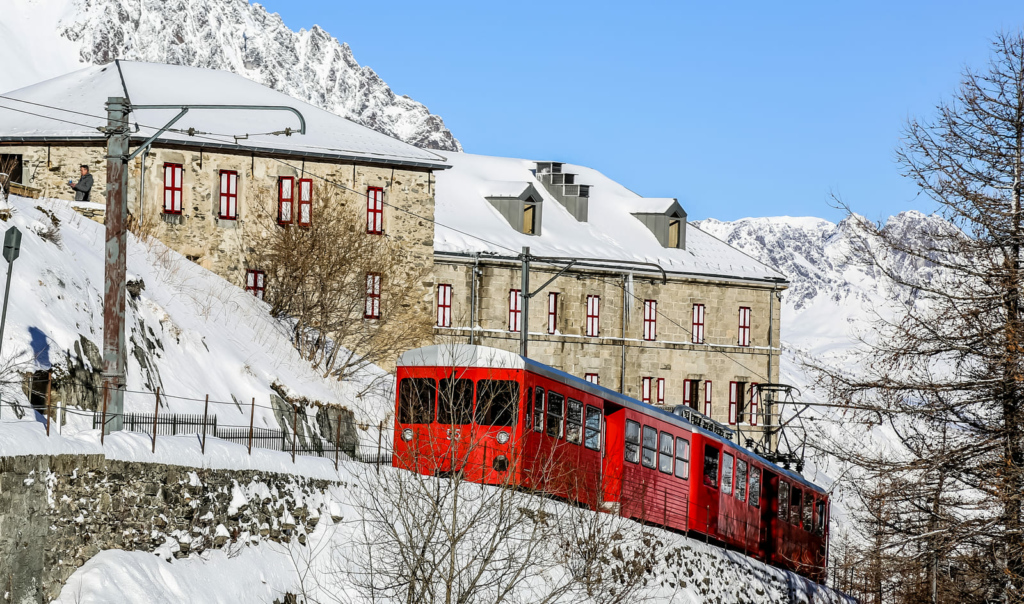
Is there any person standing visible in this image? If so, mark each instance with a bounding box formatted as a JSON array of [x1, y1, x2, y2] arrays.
[[68, 165, 93, 201]]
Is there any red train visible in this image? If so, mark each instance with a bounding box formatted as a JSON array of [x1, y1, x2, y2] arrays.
[[392, 344, 829, 582]]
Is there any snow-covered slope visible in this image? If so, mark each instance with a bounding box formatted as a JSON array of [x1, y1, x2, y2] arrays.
[[0, 0, 461, 151]]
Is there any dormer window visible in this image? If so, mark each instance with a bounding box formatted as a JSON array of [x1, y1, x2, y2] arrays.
[[524, 203, 537, 235], [632, 199, 688, 250], [485, 182, 544, 236], [669, 219, 681, 248]]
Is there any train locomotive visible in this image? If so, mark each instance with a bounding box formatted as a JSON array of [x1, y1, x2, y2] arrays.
[[392, 344, 829, 582]]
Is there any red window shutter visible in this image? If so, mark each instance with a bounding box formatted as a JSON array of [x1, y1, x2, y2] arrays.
[[297, 178, 312, 227], [586, 295, 600, 337], [365, 273, 381, 319], [366, 187, 384, 234], [218, 170, 238, 219], [436, 284, 452, 327], [641, 377, 652, 403], [728, 381, 738, 425], [692, 304, 705, 344], [704, 381, 713, 416], [643, 299, 657, 341], [657, 378, 665, 405], [547, 292, 558, 334], [750, 383, 759, 426], [738, 306, 751, 346], [509, 289, 522, 332], [683, 380, 692, 407], [163, 163, 183, 214], [278, 177, 294, 225]]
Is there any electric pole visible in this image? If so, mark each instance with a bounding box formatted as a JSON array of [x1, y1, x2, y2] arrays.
[[520, 246, 530, 357]]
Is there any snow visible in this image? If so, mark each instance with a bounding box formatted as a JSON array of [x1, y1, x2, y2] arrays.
[[398, 344, 525, 370], [0, 61, 448, 168], [433, 152, 786, 283]]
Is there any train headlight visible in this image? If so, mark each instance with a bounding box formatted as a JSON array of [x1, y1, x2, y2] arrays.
[[495, 431, 510, 445], [401, 428, 413, 442]]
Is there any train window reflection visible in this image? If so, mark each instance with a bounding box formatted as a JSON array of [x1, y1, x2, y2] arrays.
[[736, 460, 747, 501], [722, 453, 734, 494], [674, 437, 690, 480], [658, 432, 673, 474], [749, 468, 761, 507], [437, 377, 473, 425], [547, 392, 565, 438], [641, 426, 657, 469], [584, 406, 601, 451], [533, 387, 545, 433], [398, 378, 436, 425], [566, 399, 583, 444], [475, 380, 519, 427], [624, 420, 640, 463]]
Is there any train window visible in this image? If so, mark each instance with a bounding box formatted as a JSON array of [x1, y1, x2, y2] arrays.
[[584, 406, 602, 450], [641, 426, 658, 469], [658, 432, 674, 474], [533, 387, 545, 433], [547, 392, 565, 438], [748, 468, 761, 507], [398, 378, 436, 424], [790, 487, 803, 527], [778, 481, 790, 520], [815, 500, 826, 535], [722, 453, 734, 494], [803, 494, 814, 531], [703, 445, 720, 488], [525, 387, 533, 430], [624, 420, 641, 463], [475, 380, 519, 427], [566, 399, 583, 444], [736, 460, 748, 502], [437, 377, 473, 425], [674, 437, 690, 479]]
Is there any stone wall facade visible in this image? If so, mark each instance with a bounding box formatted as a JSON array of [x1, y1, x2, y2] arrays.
[[0, 454, 345, 604], [434, 257, 784, 445]]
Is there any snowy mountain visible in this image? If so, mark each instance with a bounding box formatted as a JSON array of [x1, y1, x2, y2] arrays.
[[0, 0, 461, 151]]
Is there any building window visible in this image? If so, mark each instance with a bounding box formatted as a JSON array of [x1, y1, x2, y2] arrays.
[[641, 376, 652, 403], [367, 186, 383, 234], [683, 379, 700, 410], [509, 289, 522, 332], [728, 381, 747, 425], [585, 295, 600, 337], [523, 203, 537, 235], [436, 284, 452, 327], [643, 299, 657, 341], [218, 170, 237, 220], [584, 373, 599, 385], [656, 377, 665, 406], [297, 178, 312, 227], [547, 292, 559, 334], [692, 303, 705, 344], [738, 306, 751, 346], [245, 269, 265, 300], [668, 219, 681, 248], [365, 273, 381, 319], [278, 176, 294, 225], [750, 383, 759, 426], [163, 163, 183, 214], [704, 381, 713, 416]]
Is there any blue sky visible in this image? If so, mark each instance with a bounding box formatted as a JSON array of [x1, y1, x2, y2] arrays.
[[259, 0, 1024, 222]]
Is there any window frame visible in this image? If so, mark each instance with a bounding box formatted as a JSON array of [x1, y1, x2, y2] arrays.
[[641, 425, 658, 469], [642, 299, 657, 341], [778, 481, 790, 520], [364, 273, 381, 319], [397, 377, 437, 425], [218, 169, 238, 220], [658, 431, 674, 474], [749, 466, 761, 507], [297, 177, 312, 227], [692, 303, 705, 344], [674, 437, 690, 480], [509, 289, 522, 332], [245, 269, 265, 300], [584, 405, 601, 451], [641, 377, 652, 404], [738, 306, 751, 346], [547, 292, 558, 334], [437, 376, 473, 425], [584, 373, 599, 385], [704, 381, 713, 416], [277, 176, 294, 225], [532, 387, 545, 433], [163, 163, 183, 215], [585, 295, 600, 337], [736, 459, 748, 502], [722, 452, 735, 495], [656, 378, 665, 406], [728, 381, 739, 425], [546, 391, 565, 439], [436, 284, 452, 328], [624, 419, 641, 464], [703, 444, 720, 488], [566, 398, 584, 444], [366, 186, 384, 234]]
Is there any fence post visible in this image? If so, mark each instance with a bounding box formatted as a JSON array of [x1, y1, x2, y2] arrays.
[[291, 405, 298, 464], [334, 416, 341, 471], [172, 412, 177, 436], [100, 387, 109, 445], [247, 397, 255, 455], [45, 370, 52, 437], [201, 394, 209, 455], [376, 421, 383, 474], [152, 387, 160, 453]]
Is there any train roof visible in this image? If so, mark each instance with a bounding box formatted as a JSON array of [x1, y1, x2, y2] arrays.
[[397, 345, 827, 495]]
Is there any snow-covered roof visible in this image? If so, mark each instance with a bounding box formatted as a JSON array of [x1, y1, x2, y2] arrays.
[[399, 345, 525, 370], [0, 61, 448, 169], [433, 152, 787, 283]]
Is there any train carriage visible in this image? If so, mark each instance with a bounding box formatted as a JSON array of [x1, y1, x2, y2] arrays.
[[392, 344, 829, 582]]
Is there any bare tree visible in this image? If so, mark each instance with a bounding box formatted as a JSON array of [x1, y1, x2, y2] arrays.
[[246, 183, 433, 381], [811, 32, 1024, 603]]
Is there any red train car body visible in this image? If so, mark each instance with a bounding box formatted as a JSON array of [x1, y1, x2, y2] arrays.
[[392, 345, 830, 582]]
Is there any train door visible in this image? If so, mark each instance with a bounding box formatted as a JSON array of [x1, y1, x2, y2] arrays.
[[601, 404, 626, 512], [760, 470, 778, 561]]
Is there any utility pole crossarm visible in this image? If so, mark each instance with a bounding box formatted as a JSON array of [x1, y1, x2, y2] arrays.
[[131, 104, 307, 134]]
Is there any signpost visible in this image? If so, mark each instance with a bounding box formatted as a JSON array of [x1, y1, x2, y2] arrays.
[[0, 225, 21, 358]]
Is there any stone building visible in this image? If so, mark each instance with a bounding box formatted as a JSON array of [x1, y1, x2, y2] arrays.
[[0, 61, 448, 360], [430, 152, 788, 447]]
